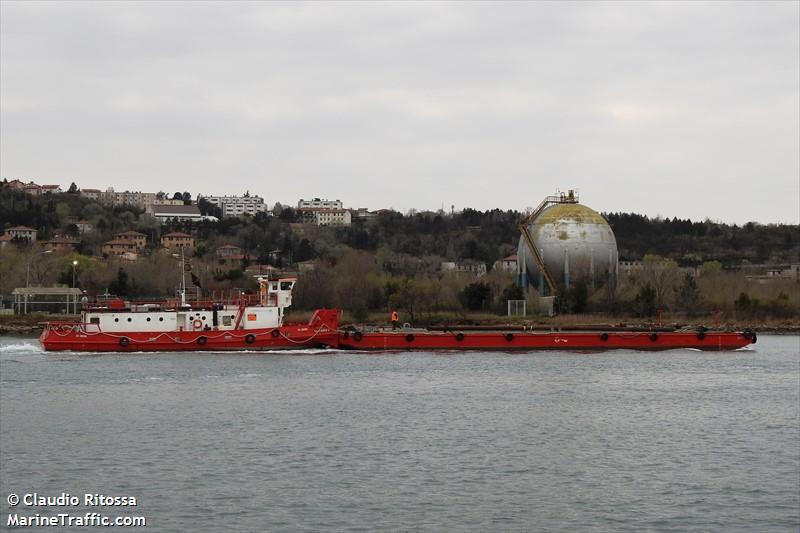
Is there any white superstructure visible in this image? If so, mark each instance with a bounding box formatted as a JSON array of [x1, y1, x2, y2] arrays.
[[81, 277, 296, 333]]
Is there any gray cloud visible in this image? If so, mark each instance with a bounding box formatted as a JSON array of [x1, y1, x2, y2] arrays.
[[1, 1, 797, 223]]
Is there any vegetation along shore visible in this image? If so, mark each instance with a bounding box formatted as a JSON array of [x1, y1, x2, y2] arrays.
[[1, 184, 798, 328]]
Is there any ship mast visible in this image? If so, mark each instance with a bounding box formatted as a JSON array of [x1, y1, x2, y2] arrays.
[[173, 248, 187, 307]]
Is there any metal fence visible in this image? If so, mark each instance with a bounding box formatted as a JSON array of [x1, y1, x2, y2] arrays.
[[11, 288, 83, 315]]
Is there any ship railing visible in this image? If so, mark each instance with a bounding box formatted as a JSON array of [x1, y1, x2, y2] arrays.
[[83, 294, 263, 312], [41, 320, 102, 335]]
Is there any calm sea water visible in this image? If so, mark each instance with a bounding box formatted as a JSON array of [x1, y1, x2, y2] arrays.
[[1, 336, 798, 532]]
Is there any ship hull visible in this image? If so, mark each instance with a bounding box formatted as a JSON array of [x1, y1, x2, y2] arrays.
[[337, 330, 756, 351], [40, 320, 340, 352]]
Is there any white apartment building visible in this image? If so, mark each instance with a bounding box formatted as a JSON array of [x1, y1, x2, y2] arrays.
[[82, 188, 159, 209], [298, 198, 343, 210], [201, 195, 267, 218], [314, 209, 351, 226], [297, 208, 352, 227], [80, 189, 102, 201]]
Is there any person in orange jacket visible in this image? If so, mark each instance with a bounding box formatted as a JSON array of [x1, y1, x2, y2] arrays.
[[390, 310, 399, 330]]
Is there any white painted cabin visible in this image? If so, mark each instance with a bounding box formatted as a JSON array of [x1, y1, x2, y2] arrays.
[[81, 278, 296, 333]]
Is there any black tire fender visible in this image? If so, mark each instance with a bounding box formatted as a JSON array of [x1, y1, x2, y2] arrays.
[[649, 333, 658, 342], [271, 329, 280, 338], [245, 334, 256, 344], [353, 331, 363, 341], [600, 333, 609, 341], [197, 336, 207, 346], [455, 332, 465, 341], [119, 337, 129, 348], [405, 334, 415, 342], [505, 333, 514, 342]]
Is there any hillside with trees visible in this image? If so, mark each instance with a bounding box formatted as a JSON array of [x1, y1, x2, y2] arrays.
[[1, 184, 798, 322]]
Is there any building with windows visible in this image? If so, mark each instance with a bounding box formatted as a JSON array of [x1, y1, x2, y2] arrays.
[[493, 254, 518, 273], [113, 231, 147, 250], [42, 236, 80, 252], [151, 205, 205, 223], [80, 188, 102, 201], [23, 183, 42, 196], [3, 226, 37, 242], [161, 232, 194, 250], [297, 208, 352, 227], [76, 220, 93, 234], [298, 198, 343, 210], [6, 179, 27, 191], [215, 244, 246, 267], [441, 261, 487, 276], [150, 198, 185, 208], [200, 195, 267, 218], [354, 208, 378, 220], [102, 239, 139, 257]]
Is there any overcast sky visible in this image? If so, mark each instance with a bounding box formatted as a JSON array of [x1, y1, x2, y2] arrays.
[[1, 1, 798, 224]]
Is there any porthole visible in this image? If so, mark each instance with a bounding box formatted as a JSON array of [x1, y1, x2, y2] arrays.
[[127, 318, 132, 322], [159, 317, 164, 322], [146, 317, 151, 322], [114, 318, 119, 322], [202, 316, 206, 321]]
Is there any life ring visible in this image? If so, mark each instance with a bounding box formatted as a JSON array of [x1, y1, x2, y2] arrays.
[[245, 334, 255, 344], [403, 322, 411, 329], [649, 333, 658, 342], [270, 329, 280, 338], [353, 331, 363, 341], [192, 319, 203, 330], [405, 334, 415, 342], [600, 333, 609, 341], [505, 333, 514, 342], [455, 332, 465, 341], [697, 331, 706, 340], [119, 337, 129, 347], [197, 336, 207, 346]]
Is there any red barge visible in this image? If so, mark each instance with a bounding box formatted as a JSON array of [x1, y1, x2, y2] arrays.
[[336, 327, 756, 351]]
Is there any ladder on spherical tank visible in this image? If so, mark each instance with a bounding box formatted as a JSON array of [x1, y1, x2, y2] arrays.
[[517, 189, 579, 295]]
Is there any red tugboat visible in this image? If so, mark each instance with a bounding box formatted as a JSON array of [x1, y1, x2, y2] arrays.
[[40, 277, 340, 352], [336, 326, 756, 351]]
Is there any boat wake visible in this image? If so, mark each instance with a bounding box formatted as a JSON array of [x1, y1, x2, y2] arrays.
[[0, 342, 44, 354]]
